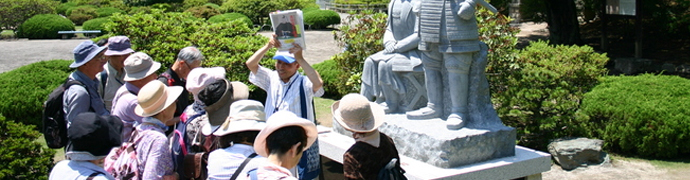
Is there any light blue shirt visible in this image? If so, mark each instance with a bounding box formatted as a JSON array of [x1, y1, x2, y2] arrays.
[[207, 144, 267, 180], [49, 160, 115, 180], [63, 70, 109, 128]]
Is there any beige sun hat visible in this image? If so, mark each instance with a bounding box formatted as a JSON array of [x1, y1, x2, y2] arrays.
[[212, 100, 267, 136], [201, 80, 250, 136], [331, 93, 385, 133], [123, 52, 161, 81], [253, 111, 317, 157], [134, 80, 184, 117]]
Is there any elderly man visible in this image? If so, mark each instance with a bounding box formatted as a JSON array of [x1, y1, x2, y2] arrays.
[[64, 41, 110, 128], [361, 0, 421, 113], [159, 46, 204, 120], [111, 52, 162, 141], [98, 36, 134, 110]]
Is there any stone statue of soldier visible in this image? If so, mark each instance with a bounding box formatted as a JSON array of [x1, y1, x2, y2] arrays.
[[407, 0, 497, 129], [360, 0, 422, 113]]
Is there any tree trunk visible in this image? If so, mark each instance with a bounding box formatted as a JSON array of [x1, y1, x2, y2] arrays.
[[544, 0, 581, 45]]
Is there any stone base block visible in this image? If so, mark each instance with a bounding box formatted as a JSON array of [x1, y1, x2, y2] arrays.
[[333, 114, 517, 168]]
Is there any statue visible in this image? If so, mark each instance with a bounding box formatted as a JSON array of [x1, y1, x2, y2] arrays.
[[406, 0, 497, 129], [360, 0, 422, 113]]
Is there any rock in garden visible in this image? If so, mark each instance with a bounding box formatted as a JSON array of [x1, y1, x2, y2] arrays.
[[548, 137, 608, 170]]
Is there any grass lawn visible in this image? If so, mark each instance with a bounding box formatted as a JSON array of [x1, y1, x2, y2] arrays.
[[315, 97, 337, 127], [35, 135, 66, 163]]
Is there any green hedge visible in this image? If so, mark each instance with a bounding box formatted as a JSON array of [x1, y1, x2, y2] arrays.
[[312, 59, 341, 99], [208, 13, 252, 28], [100, 10, 273, 94], [303, 9, 340, 29], [57, 2, 78, 15], [220, 0, 304, 24], [82, 17, 112, 35], [576, 74, 690, 158], [493, 40, 609, 150], [68, 6, 97, 25], [0, 60, 73, 127], [18, 14, 75, 39], [96, 7, 125, 17], [0, 115, 55, 180], [185, 5, 221, 19]]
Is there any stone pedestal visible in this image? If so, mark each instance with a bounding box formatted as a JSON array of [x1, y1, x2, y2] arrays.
[[333, 115, 516, 168]]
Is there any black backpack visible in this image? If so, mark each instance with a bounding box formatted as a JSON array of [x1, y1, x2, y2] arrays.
[[378, 158, 407, 180], [42, 80, 85, 149]]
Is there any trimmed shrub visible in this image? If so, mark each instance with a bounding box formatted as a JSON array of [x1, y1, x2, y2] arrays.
[[0, 115, 56, 179], [123, 0, 183, 6], [0, 0, 57, 31], [101, 10, 272, 93], [57, 2, 78, 15], [301, 7, 320, 13], [66, 5, 95, 16], [185, 5, 221, 19], [312, 59, 342, 99], [204, 3, 220, 9], [576, 74, 690, 158], [151, 3, 174, 12], [96, 7, 125, 17], [17, 14, 75, 39], [492, 40, 609, 150], [208, 13, 252, 27], [68, 6, 98, 25], [128, 6, 153, 14], [303, 9, 340, 29], [220, 0, 303, 24], [82, 17, 112, 34], [0, 60, 73, 127]]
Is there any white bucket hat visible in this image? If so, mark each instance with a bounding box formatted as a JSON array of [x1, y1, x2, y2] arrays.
[[123, 52, 161, 81], [253, 111, 317, 157], [331, 93, 385, 133], [212, 100, 267, 136], [135, 81, 184, 117]]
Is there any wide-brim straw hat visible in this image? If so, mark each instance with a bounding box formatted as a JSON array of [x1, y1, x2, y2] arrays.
[[212, 100, 267, 136], [134, 80, 183, 117], [201, 80, 250, 135], [253, 111, 317, 157], [331, 93, 385, 133]]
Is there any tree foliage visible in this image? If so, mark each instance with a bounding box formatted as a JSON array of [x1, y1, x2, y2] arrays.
[[0, 115, 55, 180], [220, 0, 303, 25], [123, 0, 183, 7], [0, 0, 57, 31]]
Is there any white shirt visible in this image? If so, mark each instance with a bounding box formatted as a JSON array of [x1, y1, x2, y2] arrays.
[[49, 160, 115, 180], [207, 144, 267, 180], [249, 66, 324, 121], [97, 63, 125, 110]]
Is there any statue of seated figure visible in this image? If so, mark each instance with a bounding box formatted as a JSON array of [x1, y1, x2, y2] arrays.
[[361, 0, 422, 113]]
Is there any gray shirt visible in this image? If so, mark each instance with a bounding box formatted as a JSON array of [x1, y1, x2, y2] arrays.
[[63, 70, 109, 128]]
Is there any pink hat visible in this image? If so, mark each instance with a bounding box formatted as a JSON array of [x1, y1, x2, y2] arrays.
[[185, 67, 226, 99]]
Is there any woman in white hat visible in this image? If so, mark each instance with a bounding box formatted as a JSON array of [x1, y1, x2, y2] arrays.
[[331, 93, 401, 180], [132, 80, 184, 179], [252, 111, 317, 180], [206, 100, 267, 179]]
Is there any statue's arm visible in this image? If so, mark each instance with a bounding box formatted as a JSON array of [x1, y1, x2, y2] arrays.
[[393, 8, 421, 53], [383, 12, 396, 53], [457, 0, 477, 20]]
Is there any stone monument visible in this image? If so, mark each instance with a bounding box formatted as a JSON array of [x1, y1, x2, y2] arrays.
[[335, 0, 519, 169]]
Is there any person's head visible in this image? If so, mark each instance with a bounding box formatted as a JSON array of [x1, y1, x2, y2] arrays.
[[331, 93, 385, 139], [123, 52, 161, 88], [200, 79, 250, 136], [71, 40, 108, 78], [254, 111, 317, 169], [185, 67, 226, 102], [104, 36, 134, 71], [272, 51, 300, 83], [66, 112, 122, 166], [174, 46, 204, 79], [214, 100, 266, 148], [135, 80, 183, 125]]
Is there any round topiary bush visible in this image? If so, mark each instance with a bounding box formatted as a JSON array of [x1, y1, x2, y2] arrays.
[[208, 13, 252, 27], [57, 2, 78, 15], [576, 74, 690, 158], [0, 115, 56, 179], [185, 5, 221, 19], [68, 6, 98, 25], [304, 9, 340, 29], [0, 60, 73, 127], [302, 7, 320, 13], [312, 59, 342, 99], [18, 14, 75, 39], [82, 17, 112, 35], [96, 7, 125, 17]]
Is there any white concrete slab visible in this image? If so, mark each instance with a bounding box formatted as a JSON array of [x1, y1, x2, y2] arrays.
[[317, 125, 552, 180]]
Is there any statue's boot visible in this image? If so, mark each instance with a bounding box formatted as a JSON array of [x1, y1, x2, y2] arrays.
[[446, 57, 471, 130], [407, 69, 442, 119]]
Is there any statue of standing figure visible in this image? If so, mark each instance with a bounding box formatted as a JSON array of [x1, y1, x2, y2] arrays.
[[407, 0, 497, 129], [360, 0, 422, 113]]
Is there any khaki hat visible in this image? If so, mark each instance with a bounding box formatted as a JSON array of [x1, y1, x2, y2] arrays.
[[201, 80, 250, 135], [123, 52, 161, 81], [253, 111, 317, 157], [331, 93, 385, 133], [135, 81, 184, 117], [212, 100, 266, 136]]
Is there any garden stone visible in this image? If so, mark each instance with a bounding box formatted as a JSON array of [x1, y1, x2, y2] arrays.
[[614, 58, 651, 75], [548, 137, 608, 170], [662, 63, 676, 73]]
